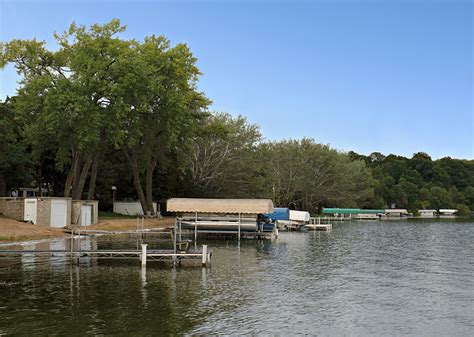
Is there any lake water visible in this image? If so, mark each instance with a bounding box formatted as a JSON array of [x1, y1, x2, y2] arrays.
[[1, 218, 473, 336]]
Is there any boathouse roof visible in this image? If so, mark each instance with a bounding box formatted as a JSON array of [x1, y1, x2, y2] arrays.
[[322, 208, 384, 214], [167, 198, 274, 214]]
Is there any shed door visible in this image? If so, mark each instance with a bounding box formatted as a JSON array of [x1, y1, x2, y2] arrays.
[[81, 205, 92, 226], [51, 200, 67, 228], [24, 199, 37, 224]]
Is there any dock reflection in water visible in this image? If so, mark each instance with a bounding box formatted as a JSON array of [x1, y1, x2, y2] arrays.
[[1, 219, 473, 335]]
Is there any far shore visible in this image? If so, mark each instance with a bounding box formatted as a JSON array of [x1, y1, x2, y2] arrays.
[[0, 215, 175, 243]]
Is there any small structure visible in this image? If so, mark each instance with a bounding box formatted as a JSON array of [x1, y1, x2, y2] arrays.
[[289, 210, 310, 222], [265, 208, 310, 231], [322, 208, 384, 220], [305, 217, 332, 231], [0, 197, 25, 220], [438, 209, 458, 216], [354, 213, 379, 220], [15, 187, 49, 198], [24, 197, 72, 228], [71, 200, 99, 226], [418, 209, 437, 217], [384, 209, 409, 217], [113, 201, 157, 216], [167, 198, 277, 240]]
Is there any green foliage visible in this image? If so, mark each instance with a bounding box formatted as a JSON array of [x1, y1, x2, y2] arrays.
[[1, 20, 472, 216], [257, 139, 374, 213], [185, 112, 262, 197], [0, 100, 33, 195], [350, 152, 474, 213]]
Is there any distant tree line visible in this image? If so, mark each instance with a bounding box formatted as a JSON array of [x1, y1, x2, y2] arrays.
[[1, 20, 472, 215], [348, 152, 474, 215]]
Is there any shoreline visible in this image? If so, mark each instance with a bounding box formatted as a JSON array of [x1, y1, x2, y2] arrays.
[[0, 216, 175, 244]]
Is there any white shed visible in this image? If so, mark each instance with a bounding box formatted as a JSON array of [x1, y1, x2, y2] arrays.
[[71, 200, 99, 226], [24, 197, 72, 228]]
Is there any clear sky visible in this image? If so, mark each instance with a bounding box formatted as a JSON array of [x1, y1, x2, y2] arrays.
[[1, 0, 472, 159]]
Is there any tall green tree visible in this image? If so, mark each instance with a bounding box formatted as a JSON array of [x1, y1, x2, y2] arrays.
[[1, 20, 130, 199], [186, 112, 262, 197], [115, 35, 210, 214], [259, 139, 373, 213], [0, 99, 32, 196], [1, 20, 209, 214]]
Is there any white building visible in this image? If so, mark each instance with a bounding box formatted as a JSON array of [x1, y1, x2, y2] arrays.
[[384, 209, 409, 217], [418, 209, 437, 217], [438, 209, 458, 216]]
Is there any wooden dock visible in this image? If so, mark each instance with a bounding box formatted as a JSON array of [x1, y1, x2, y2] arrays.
[[0, 244, 212, 267]]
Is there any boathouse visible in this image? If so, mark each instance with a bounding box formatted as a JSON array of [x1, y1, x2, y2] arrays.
[[438, 209, 457, 216], [384, 209, 408, 217], [322, 208, 384, 219], [167, 198, 276, 239], [418, 209, 437, 217]]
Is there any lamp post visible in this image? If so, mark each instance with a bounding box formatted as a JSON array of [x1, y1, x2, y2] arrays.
[[111, 186, 117, 212]]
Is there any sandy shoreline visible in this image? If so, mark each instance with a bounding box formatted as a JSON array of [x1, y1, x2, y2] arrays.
[[0, 216, 175, 243]]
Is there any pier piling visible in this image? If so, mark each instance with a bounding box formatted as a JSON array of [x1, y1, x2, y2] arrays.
[[141, 244, 148, 266]]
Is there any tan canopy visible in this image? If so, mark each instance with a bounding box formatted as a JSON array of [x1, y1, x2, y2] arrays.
[[167, 198, 274, 214]]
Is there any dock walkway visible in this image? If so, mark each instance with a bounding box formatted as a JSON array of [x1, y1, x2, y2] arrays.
[[0, 244, 211, 266]]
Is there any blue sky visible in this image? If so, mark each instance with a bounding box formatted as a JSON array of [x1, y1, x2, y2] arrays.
[[1, 0, 472, 159]]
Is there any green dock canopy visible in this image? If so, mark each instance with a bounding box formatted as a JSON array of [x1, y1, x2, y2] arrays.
[[323, 208, 384, 214]]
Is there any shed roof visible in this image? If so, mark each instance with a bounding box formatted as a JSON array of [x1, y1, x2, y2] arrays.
[[167, 198, 274, 214]]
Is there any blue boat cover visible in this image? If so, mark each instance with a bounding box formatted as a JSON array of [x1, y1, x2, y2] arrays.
[[264, 207, 289, 221]]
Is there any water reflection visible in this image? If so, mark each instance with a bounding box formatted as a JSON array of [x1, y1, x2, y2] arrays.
[[1, 219, 473, 335]]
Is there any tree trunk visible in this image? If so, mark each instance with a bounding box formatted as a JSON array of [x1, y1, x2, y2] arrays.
[[72, 157, 93, 200], [124, 150, 147, 214], [145, 161, 157, 215], [64, 153, 80, 197], [72, 155, 82, 196], [0, 174, 6, 197], [87, 155, 100, 200], [87, 130, 104, 200]]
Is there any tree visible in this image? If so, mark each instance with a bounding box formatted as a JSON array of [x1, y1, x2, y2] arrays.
[[0, 99, 32, 195], [1, 20, 130, 199], [258, 139, 373, 213], [186, 112, 262, 197], [116, 35, 210, 214], [1, 20, 210, 214]]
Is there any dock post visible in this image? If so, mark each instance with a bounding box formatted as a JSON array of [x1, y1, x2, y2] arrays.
[[194, 212, 198, 242], [141, 244, 148, 266], [202, 245, 208, 267], [238, 213, 241, 241]]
